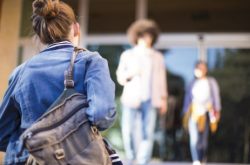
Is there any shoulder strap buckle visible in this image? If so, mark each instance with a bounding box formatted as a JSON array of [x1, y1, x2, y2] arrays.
[[64, 47, 86, 89]]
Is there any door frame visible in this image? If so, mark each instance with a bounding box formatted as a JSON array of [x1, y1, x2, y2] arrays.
[[85, 33, 250, 60]]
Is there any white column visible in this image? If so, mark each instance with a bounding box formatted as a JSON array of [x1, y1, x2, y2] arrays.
[[78, 0, 89, 48], [136, 0, 148, 20], [198, 35, 207, 61]]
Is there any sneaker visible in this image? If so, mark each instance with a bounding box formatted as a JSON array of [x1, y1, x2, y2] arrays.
[[193, 160, 201, 165]]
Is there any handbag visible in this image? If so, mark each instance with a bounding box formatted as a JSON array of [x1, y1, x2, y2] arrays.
[[121, 76, 142, 108], [19, 47, 116, 165]]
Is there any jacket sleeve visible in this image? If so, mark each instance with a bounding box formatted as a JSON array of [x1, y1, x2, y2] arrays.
[[0, 72, 21, 151], [210, 78, 221, 111], [116, 51, 132, 86], [182, 82, 193, 116], [84, 54, 116, 131], [159, 54, 167, 99]]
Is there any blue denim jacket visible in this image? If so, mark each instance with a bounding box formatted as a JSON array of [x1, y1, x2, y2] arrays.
[[0, 41, 116, 164]]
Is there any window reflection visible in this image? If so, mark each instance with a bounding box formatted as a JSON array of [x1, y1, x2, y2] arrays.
[[207, 48, 250, 162], [163, 48, 198, 86]]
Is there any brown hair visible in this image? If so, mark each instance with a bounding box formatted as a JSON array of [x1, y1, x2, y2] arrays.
[[127, 19, 160, 46], [195, 60, 208, 68], [31, 0, 76, 44]]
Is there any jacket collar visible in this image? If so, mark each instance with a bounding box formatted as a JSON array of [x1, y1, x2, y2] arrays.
[[42, 41, 74, 53]]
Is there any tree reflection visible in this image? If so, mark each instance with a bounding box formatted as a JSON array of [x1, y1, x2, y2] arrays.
[[208, 49, 250, 163]]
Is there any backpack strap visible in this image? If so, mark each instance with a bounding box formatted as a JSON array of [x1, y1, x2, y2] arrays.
[[64, 47, 86, 89]]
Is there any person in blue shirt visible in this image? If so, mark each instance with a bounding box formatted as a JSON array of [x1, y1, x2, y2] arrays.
[[0, 0, 116, 164]]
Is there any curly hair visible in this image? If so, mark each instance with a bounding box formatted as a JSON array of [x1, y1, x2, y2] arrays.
[[127, 19, 160, 46]]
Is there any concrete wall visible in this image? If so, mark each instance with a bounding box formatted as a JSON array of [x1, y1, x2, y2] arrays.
[[0, 0, 22, 162], [0, 0, 3, 22], [0, 0, 22, 99]]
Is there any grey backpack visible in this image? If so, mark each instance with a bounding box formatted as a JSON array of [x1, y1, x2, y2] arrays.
[[19, 48, 112, 165]]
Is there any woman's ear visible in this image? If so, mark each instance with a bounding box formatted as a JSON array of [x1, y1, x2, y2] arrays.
[[73, 22, 80, 37]]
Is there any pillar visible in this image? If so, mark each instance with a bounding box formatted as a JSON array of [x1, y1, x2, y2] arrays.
[[78, 0, 89, 48], [136, 0, 148, 20], [0, 0, 22, 99]]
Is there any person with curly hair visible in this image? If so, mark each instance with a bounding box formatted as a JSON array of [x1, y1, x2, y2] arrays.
[[116, 19, 167, 165]]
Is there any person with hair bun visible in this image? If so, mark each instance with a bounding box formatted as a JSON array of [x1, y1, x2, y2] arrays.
[[0, 0, 116, 164], [116, 19, 167, 165]]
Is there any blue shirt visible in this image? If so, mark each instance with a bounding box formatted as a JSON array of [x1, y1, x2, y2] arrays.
[[0, 41, 116, 164]]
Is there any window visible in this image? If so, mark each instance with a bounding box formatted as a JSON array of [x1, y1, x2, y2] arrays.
[[88, 0, 135, 33]]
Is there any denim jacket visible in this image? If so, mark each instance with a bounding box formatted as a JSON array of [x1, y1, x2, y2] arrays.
[[0, 41, 116, 164]]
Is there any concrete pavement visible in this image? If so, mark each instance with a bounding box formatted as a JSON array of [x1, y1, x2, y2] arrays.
[[122, 160, 249, 165]]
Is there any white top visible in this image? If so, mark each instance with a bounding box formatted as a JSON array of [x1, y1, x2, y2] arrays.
[[134, 46, 152, 101], [192, 78, 211, 115], [116, 46, 167, 108]]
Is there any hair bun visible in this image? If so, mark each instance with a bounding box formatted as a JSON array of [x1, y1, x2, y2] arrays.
[[33, 0, 59, 19]]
